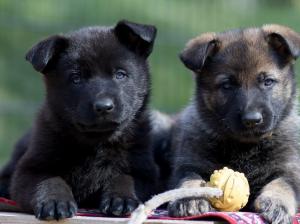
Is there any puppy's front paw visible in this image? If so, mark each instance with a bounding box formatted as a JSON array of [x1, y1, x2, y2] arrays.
[[34, 199, 77, 220], [254, 196, 292, 224], [99, 194, 139, 216], [168, 198, 215, 217]]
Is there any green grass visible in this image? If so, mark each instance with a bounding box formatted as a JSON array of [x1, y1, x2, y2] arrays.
[[0, 0, 299, 165]]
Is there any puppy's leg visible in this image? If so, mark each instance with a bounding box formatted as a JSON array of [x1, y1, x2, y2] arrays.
[[0, 163, 15, 198], [99, 174, 139, 216], [168, 175, 215, 217], [11, 173, 77, 220], [0, 132, 29, 198], [254, 178, 296, 224]]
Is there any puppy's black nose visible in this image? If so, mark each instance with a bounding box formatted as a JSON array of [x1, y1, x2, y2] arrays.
[[242, 111, 263, 128], [94, 98, 114, 114]]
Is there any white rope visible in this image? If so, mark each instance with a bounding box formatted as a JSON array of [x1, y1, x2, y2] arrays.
[[128, 187, 223, 224]]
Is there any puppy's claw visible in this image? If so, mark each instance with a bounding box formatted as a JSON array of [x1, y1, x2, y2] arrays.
[[56, 201, 71, 219], [99, 196, 111, 214], [124, 198, 139, 215], [39, 200, 56, 220], [99, 195, 139, 216], [34, 200, 77, 220], [69, 201, 77, 217], [111, 197, 124, 216]]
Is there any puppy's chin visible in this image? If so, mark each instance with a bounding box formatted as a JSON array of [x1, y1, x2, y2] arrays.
[[75, 121, 119, 134], [229, 131, 273, 143]]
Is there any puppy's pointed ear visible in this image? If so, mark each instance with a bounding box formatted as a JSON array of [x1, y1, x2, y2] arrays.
[[25, 35, 68, 73], [180, 32, 220, 72], [262, 24, 300, 63], [114, 20, 157, 58]]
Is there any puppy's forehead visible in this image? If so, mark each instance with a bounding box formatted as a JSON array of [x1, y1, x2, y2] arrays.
[[218, 28, 263, 45], [213, 28, 278, 75], [66, 26, 131, 61]]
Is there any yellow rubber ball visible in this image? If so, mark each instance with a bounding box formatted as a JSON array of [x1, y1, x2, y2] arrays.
[[208, 167, 250, 212]]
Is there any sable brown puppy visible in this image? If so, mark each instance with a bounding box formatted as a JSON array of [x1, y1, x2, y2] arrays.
[[168, 25, 300, 224], [0, 20, 160, 220]]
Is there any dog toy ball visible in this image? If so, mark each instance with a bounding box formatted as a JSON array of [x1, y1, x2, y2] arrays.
[[208, 167, 250, 211]]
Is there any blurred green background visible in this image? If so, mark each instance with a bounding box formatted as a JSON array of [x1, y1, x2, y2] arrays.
[[0, 0, 300, 165]]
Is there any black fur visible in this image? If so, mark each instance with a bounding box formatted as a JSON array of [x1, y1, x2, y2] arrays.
[[0, 20, 160, 220]]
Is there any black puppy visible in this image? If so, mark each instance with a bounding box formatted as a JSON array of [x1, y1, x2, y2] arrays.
[[0, 20, 159, 220], [168, 25, 300, 224]]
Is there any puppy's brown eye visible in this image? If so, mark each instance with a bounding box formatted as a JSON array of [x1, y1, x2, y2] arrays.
[[264, 78, 275, 87], [70, 74, 82, 84], [114, 70, 127, 80]]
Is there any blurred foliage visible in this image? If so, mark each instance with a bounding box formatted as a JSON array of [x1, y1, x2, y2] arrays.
[[0, 0, 300, 164]]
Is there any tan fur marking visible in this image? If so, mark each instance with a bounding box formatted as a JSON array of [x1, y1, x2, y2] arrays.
[[185, 32, 216, 49], [262, 24, 297, 36], [243, 28, 261, 45], [264, 65, 292, 99], [256, 178, 297, 215]]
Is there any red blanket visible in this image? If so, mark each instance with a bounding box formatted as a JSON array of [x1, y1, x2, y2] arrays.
[[1, 197, 299, 224]]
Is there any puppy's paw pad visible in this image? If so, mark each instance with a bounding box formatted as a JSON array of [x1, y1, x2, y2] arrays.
[[123, 198, 139, 215], [255, 196, 292, 224], [99, 195, 139, 216], [35, 200, 77, 220], [168, 198, 214, 217]]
